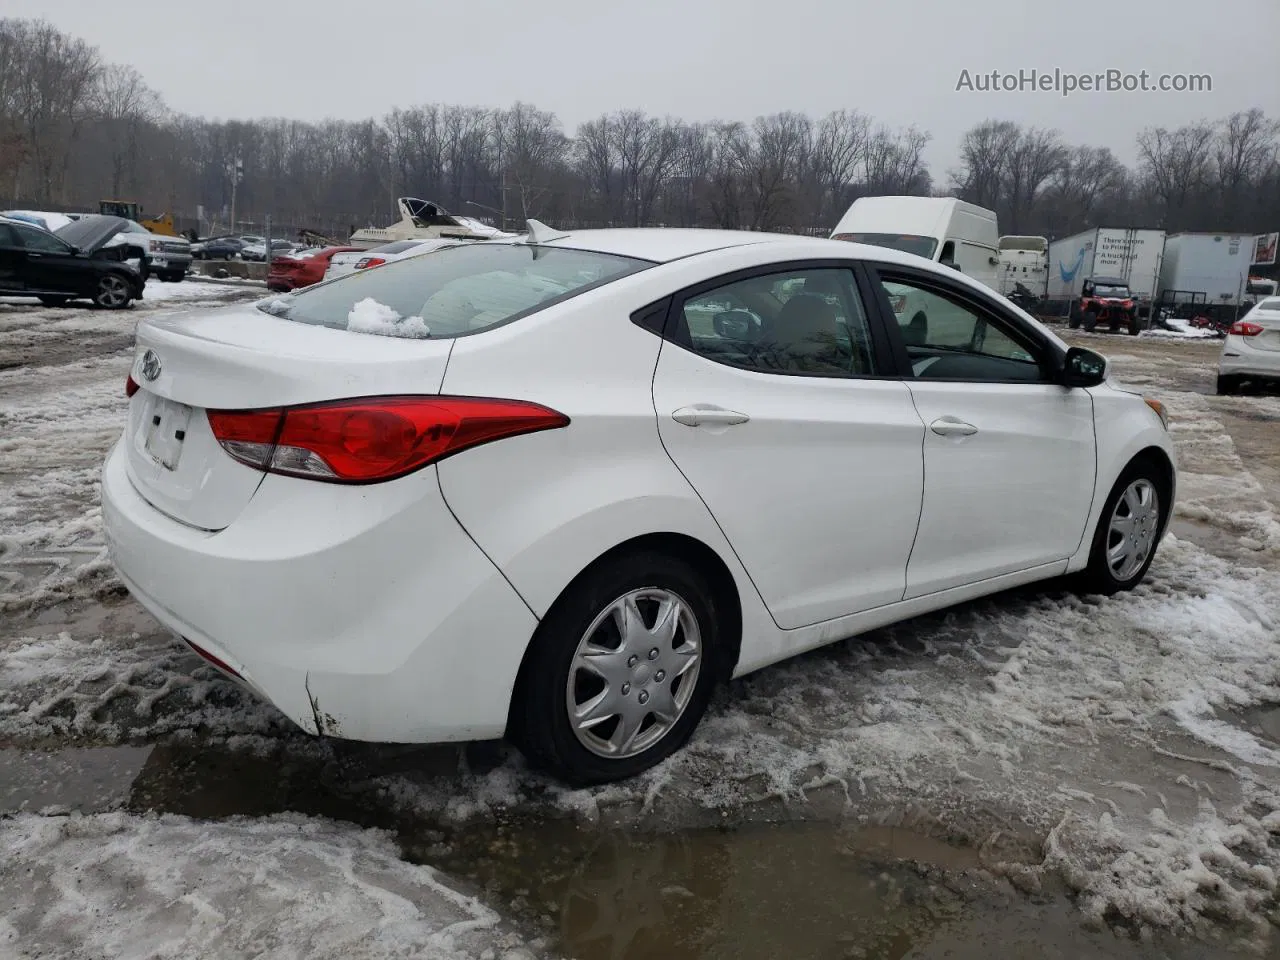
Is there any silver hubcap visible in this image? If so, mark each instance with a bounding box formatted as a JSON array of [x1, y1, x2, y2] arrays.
[[99, 277, 127, 306], [1107, 478, 1160, 581], [567, 588, 702, 759]]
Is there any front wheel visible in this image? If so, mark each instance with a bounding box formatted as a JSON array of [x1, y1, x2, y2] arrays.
[[510, 551, 724, 786], [94, 274, 133, 310], [1078, 459, 1169, 595]]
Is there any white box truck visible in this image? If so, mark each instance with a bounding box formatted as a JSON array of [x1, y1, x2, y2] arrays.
[[997, 235, 1049, 299], [1157, 233, 1256, 311], [1046, 227, 1166, 312]]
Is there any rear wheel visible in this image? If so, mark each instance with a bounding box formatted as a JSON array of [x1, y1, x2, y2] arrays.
[[1082, 309, 1098, 332], [1078, 458, 1169, 595], [510, 550, 723, 785], [94, 274, 133, 310], [1216, 374, 1241, 395], [1127, 312, 1141, 335]]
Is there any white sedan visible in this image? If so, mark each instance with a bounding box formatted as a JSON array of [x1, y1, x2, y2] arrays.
[[1218, 297, 1280, 394], [102, 226, 1177, 785], [323, 238, 462, 282]]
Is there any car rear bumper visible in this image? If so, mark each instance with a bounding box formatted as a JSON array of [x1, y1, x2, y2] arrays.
[[101, 437, 538, 743], [1220, 335, 1280, 379]]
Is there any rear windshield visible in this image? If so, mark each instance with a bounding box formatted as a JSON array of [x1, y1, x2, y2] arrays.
[[1261, 298, 1280, 311], [833, 232, 939, 259], [259, 242, 650, 339], [373, 240, 430, 254]]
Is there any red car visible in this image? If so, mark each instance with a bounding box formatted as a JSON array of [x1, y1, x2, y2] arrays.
[[267, 246, 363, 292]]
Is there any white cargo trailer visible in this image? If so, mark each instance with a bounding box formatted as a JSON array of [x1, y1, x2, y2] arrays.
[[1157, 233, 1256, 309], [1046, 227, 1166, 305], [997, 235, 1049, 298]]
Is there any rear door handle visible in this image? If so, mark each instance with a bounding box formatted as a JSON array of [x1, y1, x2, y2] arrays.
[[930, 416, 978, 437], [672, 405, 750, 427]]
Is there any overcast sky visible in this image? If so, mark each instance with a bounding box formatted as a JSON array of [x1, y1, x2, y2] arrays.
[[10, 0, 1278, 175]]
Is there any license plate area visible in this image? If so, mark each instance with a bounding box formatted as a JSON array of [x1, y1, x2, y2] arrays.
[[144, 396, 193, 471]]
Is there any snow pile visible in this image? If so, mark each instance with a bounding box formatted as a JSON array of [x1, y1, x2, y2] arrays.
[[347, 298, 431, 339], [0, 812, 540, 960], [139, 278, 261, 304], [1142, 317, 1220, 340]]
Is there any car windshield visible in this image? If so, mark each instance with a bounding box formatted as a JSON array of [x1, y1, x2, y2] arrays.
[[832, 232, 939, 259], [259, 242, 650, 339]]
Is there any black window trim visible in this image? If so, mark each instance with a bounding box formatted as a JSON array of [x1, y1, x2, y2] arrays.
[[630, 258, 901, 381], [864, 261, 1068, 385]]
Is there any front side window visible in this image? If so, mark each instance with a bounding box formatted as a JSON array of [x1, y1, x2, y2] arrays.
[[676, 268, 877, 376], [877, 273, 1045, 382], [260, 242, 650, 339], [14, 224, 70, 254]]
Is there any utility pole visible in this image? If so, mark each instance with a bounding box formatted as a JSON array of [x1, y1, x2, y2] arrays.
[[228, 156, 243, 236]]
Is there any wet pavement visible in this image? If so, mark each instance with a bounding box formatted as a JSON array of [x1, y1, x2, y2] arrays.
[[5, 297, 1280, 958]]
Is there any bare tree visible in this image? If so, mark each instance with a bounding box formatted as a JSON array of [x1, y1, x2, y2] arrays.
[[746, 112, 812, 230], [575, 114, 619, 223], [864, 125, 931, 196], [492, 102, 568, 222], [1213, 109, 1280, 228], [1003, 127, 1066, 232], [6, 19, 101, 202], [950, 120, 1019, 209], [811, 109, 869, 222], [94, 63, 163, 197], [1137, 120, 1217, 226]]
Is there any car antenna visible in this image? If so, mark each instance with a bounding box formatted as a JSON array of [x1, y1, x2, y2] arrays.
[[524, 219, 570, 244]]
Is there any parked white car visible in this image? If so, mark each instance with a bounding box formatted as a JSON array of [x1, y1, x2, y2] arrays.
[[323, 238, 463, 282], [1218, 297, 1280, 394], [103, 225, 1176, 785]]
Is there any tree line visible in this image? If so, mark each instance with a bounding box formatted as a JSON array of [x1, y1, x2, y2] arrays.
[[2, 16, 1277, 243]]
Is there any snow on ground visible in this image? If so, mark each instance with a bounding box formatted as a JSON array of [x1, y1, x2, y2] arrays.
[[138, 277, 265, 303], [0, 812, 541, 960], [4, 307, 1280, 946]]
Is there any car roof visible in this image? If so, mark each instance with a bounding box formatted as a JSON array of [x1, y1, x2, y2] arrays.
[[520, 227, 949, 267]]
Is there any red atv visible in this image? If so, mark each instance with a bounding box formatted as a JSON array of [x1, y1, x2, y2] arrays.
[[1069, 277, 1141, 335]]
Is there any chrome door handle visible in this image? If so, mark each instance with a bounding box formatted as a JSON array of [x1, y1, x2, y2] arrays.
[[930, 416, 978, 437], [672, 405, 750, 427]]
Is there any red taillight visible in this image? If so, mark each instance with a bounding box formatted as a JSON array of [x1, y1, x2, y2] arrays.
[[1229, 321, 1264, 337], [206, 396, 569, 483], [184, 639, 242, 679], [356, 257, 385, 269], [126, 375, 139, 397]]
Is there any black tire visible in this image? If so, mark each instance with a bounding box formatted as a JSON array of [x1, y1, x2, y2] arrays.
[[160, 271, 184, 283], [510, 550, 725, 786], [1216, 374, 1241, 396], [222, 253, 233, 261], [1082, 310, 1098, 332], [1127, 313, 1141, 336], [1078, 456, 1170, 596], [1068, 310, 1081, 330], [93, 273, 133, 310], [38, 296, 70, 307]]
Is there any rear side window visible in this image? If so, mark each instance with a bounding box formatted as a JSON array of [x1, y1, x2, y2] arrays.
[[261, 243, 650, 339]]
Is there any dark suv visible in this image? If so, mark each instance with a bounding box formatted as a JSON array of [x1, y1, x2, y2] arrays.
[[1070, 277, 1141, 335], [0, 215, 145, 309]]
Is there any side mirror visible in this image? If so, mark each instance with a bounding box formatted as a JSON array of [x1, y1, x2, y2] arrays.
[[1062, 346, 1108, 388], [713, 310, 759, 340]]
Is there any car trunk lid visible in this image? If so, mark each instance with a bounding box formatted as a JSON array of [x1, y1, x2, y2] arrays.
[[125, 303, 454, 530]]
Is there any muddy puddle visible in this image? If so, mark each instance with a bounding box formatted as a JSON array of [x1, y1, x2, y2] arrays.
[[3, 739, 1273, 959]]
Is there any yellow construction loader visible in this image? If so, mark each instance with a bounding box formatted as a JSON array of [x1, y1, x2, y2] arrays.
[[98, 200, 178, 236]]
